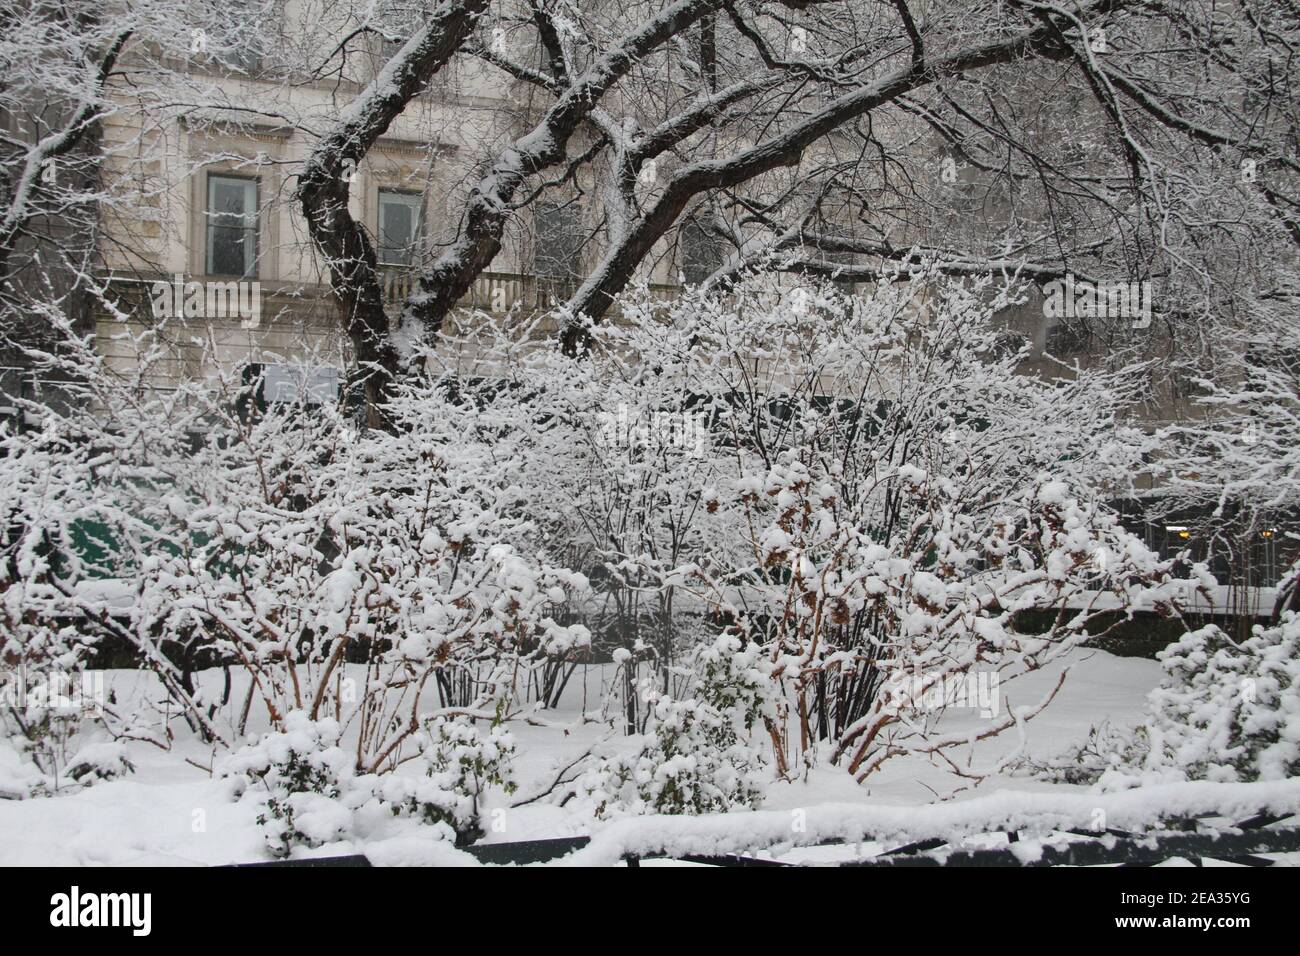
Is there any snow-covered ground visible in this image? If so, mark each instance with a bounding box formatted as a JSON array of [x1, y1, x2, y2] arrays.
[[0, 647, 1182, 866]]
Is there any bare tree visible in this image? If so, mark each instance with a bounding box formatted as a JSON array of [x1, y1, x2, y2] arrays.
[[6, 1, 1296, 422], [0, 2, 137, 362], [279, 0, 1295, 416]]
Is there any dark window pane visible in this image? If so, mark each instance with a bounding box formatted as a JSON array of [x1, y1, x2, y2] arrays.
[[534, 204, 582, 279], [211, 178, 248, 216], [382, 204, 413, 248], [378, 192, 421, 266], [206, 175, 256, 276], [682, 219, 722, 285], [209, 227, 249, 276]]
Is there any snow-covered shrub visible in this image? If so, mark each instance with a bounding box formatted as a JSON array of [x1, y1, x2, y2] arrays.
[[145, 391, 590, 768], [693, 634, 776, 730], [579, 693, 769, 818], [222, 712, 362, 858], [64, 741, 135, 785], [381, 715, 517, 844], [0, 270, 1178, 802], [227, 711, 521, 854], [689, 445, 1175, 781], [0, 414, 116, 787], [0, 593, 117, 794], [1136, 615, 1300, 784], [1008, 720, 1151, 785], [0, 720, 131, 797], [579, 635, 773, 817], [0, 734, 52, 799], [0, 329, 592, 771], [432, 273, 1173, 783], [0, 687, 86, 794], [1018, 614, 1300, 789]]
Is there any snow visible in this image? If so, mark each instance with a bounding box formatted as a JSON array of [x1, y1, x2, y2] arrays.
[[0, 647, 1206, 866], [562, 777, 1300, 867], [0, 741, 47, 802]]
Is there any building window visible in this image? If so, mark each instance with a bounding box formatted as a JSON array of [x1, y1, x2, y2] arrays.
[[373, 0, 450, 92], [534, 203, 583, 280], [681, 219, 723, 286], [213, 38, 264, 75], [263, 364, 341, 405], [206, 174, 258, 277], [238, 363, 341, 420], [211, 0, 277, 74], [1044, 314, 1090, 356], [377, 190, 423, 266]]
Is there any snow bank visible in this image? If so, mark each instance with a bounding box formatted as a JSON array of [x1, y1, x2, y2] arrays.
[[558, 779, 1300, 866]]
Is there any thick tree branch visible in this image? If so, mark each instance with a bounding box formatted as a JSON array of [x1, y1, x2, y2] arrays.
[[296, 0, 489, 422], [560, 8, 1094, 348], [400, 0, 734, 341]]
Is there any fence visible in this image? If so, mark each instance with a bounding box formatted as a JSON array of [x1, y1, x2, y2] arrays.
[[241, 780, 1300, 867], [377, 267, 679, 317], [458, 814, 1300, 867]]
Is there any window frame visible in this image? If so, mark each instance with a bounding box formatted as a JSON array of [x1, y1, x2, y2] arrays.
[[680, 218, 724, 287], [533, 202, 584, 280], [376, 189, 425, 267], [205, 173, 260, 278]]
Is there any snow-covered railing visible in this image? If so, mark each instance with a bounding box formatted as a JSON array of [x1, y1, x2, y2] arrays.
[[451, 780, 1300, 867], [378, 266, 679, 315], [1059, 583, 1278, 617]]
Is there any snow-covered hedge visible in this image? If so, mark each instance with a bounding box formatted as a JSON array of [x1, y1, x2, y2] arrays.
[[379, 715, 518, 844], [0, 272, 1192, 805], [222, 713, 361, 858], [224, 710, 519, 855]]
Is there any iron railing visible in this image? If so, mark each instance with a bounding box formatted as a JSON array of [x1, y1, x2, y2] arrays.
[[236, 808, 1300, 868]]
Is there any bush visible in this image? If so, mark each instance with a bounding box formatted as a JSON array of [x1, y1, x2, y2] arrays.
[[578, 635, 773, 817], [1137, 615, 1300, 784], [1019, 614, 1300, 789], [225, 710, 522, 856], [1008, 720, 1150, 786], [380, 715, 518, 845], [0, 734, 51, 799], [0, 273, 1175, 801], [64, 741, 135, 785], [222, 712, 361, 858]]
